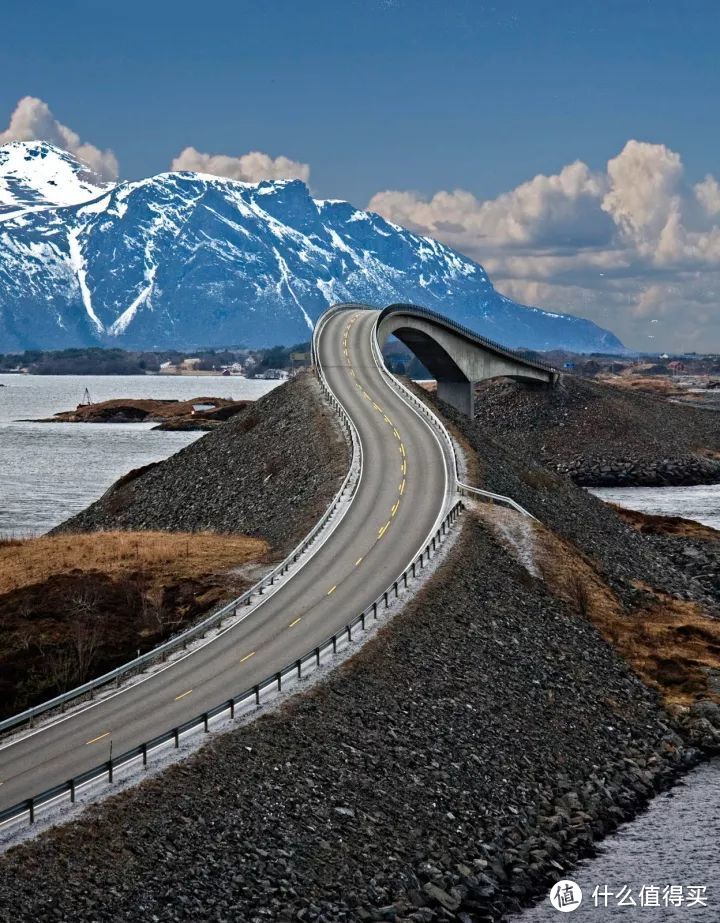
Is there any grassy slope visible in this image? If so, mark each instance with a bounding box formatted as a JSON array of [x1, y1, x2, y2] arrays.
[[0, 532, 267, 718]]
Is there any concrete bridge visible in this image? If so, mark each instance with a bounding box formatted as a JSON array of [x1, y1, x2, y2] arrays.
[[376, 303, 560, 416]]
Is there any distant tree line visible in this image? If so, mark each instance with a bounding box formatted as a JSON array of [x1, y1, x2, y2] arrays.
[[0, 342, 312, 376]]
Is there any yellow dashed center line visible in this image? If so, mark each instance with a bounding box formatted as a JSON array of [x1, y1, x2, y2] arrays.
[[391, 500, 400, 517], [399, 479, 406, 494], [393, 428, 401, 440], [240, 651, 256, 663], [175, 689, 193, 701], [85, 732, 110, 746], [288, 617, 302, 628], [327, 585, 337, 595], [378, 521, 391, 538], [400, 443, 406, 457], [355, 556, 363, 566], [383, 415, 392, 424]]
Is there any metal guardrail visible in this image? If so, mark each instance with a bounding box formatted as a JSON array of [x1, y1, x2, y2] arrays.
[[457, 483, 538, 520], [0, 499, 465, 830], [378, 302, 560, 377], [0, 315, 364, 737]]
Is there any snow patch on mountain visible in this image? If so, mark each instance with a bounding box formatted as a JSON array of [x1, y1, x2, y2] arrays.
[[0, 141, 112, 219], [0, 142, 625, 354]]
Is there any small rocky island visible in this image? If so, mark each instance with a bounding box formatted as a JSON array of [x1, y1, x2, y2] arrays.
[[33, 396, 253, 431]]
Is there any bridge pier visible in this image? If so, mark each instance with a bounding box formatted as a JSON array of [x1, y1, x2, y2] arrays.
[[436, 379, 475, 417]]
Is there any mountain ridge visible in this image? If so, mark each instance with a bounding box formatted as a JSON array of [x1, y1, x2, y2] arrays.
[[0, 141, 625, 353]]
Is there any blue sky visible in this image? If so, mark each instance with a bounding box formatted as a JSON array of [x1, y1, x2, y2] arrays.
[[2, 0, 719, 350]]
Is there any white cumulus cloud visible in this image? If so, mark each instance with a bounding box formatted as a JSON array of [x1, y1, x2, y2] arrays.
[[171, 146, 310, 183], [0, 96, 119, 181], [368, 140, 720, 352]]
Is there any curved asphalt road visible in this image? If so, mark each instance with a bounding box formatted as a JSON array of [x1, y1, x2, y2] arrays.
[[0, 307, 452, 814]]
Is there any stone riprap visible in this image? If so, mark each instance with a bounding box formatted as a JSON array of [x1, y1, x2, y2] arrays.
[[55, 373, 349, 554], [470, 376, 720, 488], [556, 453, 720, 487], [0, 519, 700, 922]]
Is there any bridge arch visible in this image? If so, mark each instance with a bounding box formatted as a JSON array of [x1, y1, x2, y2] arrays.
[[376, 303, 559, 416]]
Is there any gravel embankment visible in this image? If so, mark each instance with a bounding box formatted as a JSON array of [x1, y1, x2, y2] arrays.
[[0, 517, 698, 922], [471, 376, 720, 487], [55, 373, 349, 554], [421, 385, 719, 614]]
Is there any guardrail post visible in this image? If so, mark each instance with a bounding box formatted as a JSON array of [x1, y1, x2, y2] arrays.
[[383, 592, 389, 608], [203, 713, 209, 733], [246, 594, 252, 606], [315, 647, 321, 667], [346, 624, 352, 642], [229, 699, 235, 720], [276, 672, 282, 692], [361, 611, 366, 630], [28, 798, 34, 825], [254, 685, 261, 705], [332, 634, 337, 654], [174, 728, 180, 748], [296, 658, 302, 679], [412, 562, 416, 578], [142, 743, 148, 767], [373, 602, 378, 619], [107, 760, 113, 784], [394, 581, 399, 598], [403, 572, 408, 589], [69, 779, 76, 804]]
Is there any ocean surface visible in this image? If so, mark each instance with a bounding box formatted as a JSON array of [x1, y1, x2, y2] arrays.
[[591, 483, 720, 531], [516, 485, 719, 921], [514, 759, 720, 921], [0, 374, 278, 536]]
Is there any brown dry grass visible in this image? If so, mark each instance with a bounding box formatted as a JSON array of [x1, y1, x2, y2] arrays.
[[598, 375, 683, 397], [532, 524, 720, 707], [0, 531, 269, 596], [611, 504, 720, 541]]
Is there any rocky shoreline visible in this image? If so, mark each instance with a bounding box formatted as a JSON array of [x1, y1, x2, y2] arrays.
[[31, 396, 252, 431], [554, 452, 720, 487], [471, 376, 720, 489]]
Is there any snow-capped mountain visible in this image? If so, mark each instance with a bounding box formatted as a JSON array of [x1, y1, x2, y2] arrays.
[[0, 141, 111, 221], [0, 142, 624, 353]]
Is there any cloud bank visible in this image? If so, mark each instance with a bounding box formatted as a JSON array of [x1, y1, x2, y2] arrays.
[[171, 146, 310, 183], [0, 96, 119, 181], [369, 141, 720, 352]]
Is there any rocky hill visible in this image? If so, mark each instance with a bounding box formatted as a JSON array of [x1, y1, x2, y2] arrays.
[[0, 141, 624, 354], [56, 373, 348, 552], [471, 375, 720, 486]]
